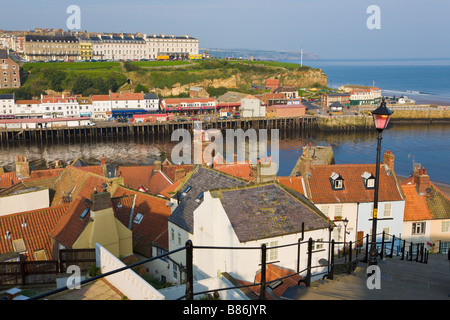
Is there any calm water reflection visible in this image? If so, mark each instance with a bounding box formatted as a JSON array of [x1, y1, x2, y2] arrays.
[[0, 123, 448, 183]]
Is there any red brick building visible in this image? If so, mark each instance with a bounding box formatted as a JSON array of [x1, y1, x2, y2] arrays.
[[0, 49, 20, 89], [266, 104, 306, 117]]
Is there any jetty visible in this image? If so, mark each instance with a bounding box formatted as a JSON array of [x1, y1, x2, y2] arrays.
[[0, 116, 317, 143]]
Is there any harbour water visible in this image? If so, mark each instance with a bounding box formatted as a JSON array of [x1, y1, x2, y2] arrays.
[[0, 123, 448, 184], [0, 59, 448, 185]]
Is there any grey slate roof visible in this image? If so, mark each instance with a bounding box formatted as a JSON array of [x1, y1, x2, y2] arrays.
[[213, 183, 333, 243], [168, 166, 248, 233], [144, 93, 159, 100], [0, 93, 14, 100]]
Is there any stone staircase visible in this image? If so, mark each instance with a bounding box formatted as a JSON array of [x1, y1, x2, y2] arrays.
[[281, 254, 450, 300]]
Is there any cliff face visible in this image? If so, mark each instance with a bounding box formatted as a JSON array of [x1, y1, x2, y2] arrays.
[[150, 68, 327, 97], [280, 69, 328, 88]]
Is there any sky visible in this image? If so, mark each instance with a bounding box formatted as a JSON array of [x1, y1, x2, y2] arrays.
[[2, 0, 450, 60]]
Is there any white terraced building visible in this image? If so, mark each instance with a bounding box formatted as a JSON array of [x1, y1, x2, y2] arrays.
[[145, 34, 199, 60]]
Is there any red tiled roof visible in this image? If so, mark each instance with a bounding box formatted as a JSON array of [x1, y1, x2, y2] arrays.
[[50, 166, 112, 207], [110, 93, 144, 101], [276, 176, 306, 196], [117, 164, 194, 194], [117, 166, 155, 190], [213, 163, 252, 181], [48, 196, 90, 248], [0, 204, 71, 261], [401, 184, 433, 221], [76, 165, 105, 176], [112, 187, 171, 256], [254, 264, 304, 298], [0, 172, 21, 188], [91, 95, 111, 101], [15, 100, 41, 105], [306, 164, 404, 204], [236, 264, 304, 299]]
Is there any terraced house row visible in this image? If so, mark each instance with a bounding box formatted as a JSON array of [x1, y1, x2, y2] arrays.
[[0, 30, 199, 62]]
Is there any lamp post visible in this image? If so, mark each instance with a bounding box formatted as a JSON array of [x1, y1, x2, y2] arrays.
[[369, 98, 393, 266]]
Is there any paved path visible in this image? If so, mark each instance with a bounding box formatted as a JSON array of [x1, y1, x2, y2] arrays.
[[282, 254, 450, 300], [45, 278, 125, 300]]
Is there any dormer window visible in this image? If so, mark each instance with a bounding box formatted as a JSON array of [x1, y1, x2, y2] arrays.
[[330, 172, 344, 190], [362, 172, 375, 189]]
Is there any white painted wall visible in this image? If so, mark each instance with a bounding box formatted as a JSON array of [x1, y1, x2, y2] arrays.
[[357, 200, 405, 241], [193, 192, 332, 283], [95, 243, 165, 300], [0, 189, 50, 216]]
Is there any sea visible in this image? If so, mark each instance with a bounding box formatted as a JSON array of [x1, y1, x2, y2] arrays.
[[0, 58, 449, 184], [294, 58, 450, 106]]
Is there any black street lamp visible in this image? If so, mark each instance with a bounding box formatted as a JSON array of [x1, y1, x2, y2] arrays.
[[369, 98, 393, 266], [342, 218, 350, 262]]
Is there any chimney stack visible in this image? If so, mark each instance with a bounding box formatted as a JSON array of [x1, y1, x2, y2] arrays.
[[91, 191, 112, 212], [101, 154, 106, 166], [174, 168, 186, 181], [154, 160, 162, 171], [383, 150, 395, 171], [414, 167, 430, 195], [15, 155, 30, 179]]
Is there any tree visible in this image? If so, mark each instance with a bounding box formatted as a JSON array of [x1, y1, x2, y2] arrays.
[[134, 84, 149, 93]]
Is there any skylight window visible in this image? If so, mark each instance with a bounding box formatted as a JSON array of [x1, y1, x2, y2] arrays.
[[80, 207, 90, 219], [182, 186, 192, 196], [12, 239, 27, 253], [134, 213, 144, 224], [195, 192, 204, 204]]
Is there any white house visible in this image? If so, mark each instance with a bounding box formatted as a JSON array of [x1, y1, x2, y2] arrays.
[[41, 94, 81, 118], [302, 150, 405, 246], [14, 100, 43, 118], [193, 183, 334, 283], [91, 95, 112, 120], [166, 165, 249, 284], [143, 93, 160, 113], [110, 92, 145, 110], [0, 93, 15, 116], [240, 98, 266, 118]]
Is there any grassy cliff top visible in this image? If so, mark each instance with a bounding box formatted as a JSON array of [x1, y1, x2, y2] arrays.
[[2, 59, 325, 99]]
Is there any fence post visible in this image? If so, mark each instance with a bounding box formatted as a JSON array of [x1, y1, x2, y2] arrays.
[[185, 240, 194, 301], [305, 238, 313, 287], [380, 231, 385, 260], [415, 243, 420, 262], [328, 240, 335, 280], [401, 240, 405, 260], [389, 235, 395, 258], [20, 260, 26, 285], [420, 244, 424, 263], [364, 234, 369, 263], [259, 244, 267, 300], [424, 249, 428, 264], [408, 242, 412, 261], [297, 238, 301, 274], [347, 241, 353, 274]]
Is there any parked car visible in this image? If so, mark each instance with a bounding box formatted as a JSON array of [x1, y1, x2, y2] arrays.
[[178, 118, 188, 122], [233, 115, 241, 119], [218, 116, 228, 120]]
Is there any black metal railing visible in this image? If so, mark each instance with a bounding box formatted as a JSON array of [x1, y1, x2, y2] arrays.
[[27, 232, 444, 300]]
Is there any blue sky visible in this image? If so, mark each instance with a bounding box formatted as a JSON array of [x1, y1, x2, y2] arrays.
[[2, 0, 449, 60]]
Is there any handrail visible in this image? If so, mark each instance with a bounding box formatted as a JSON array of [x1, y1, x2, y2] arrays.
[[26, 231, 444, 300]]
